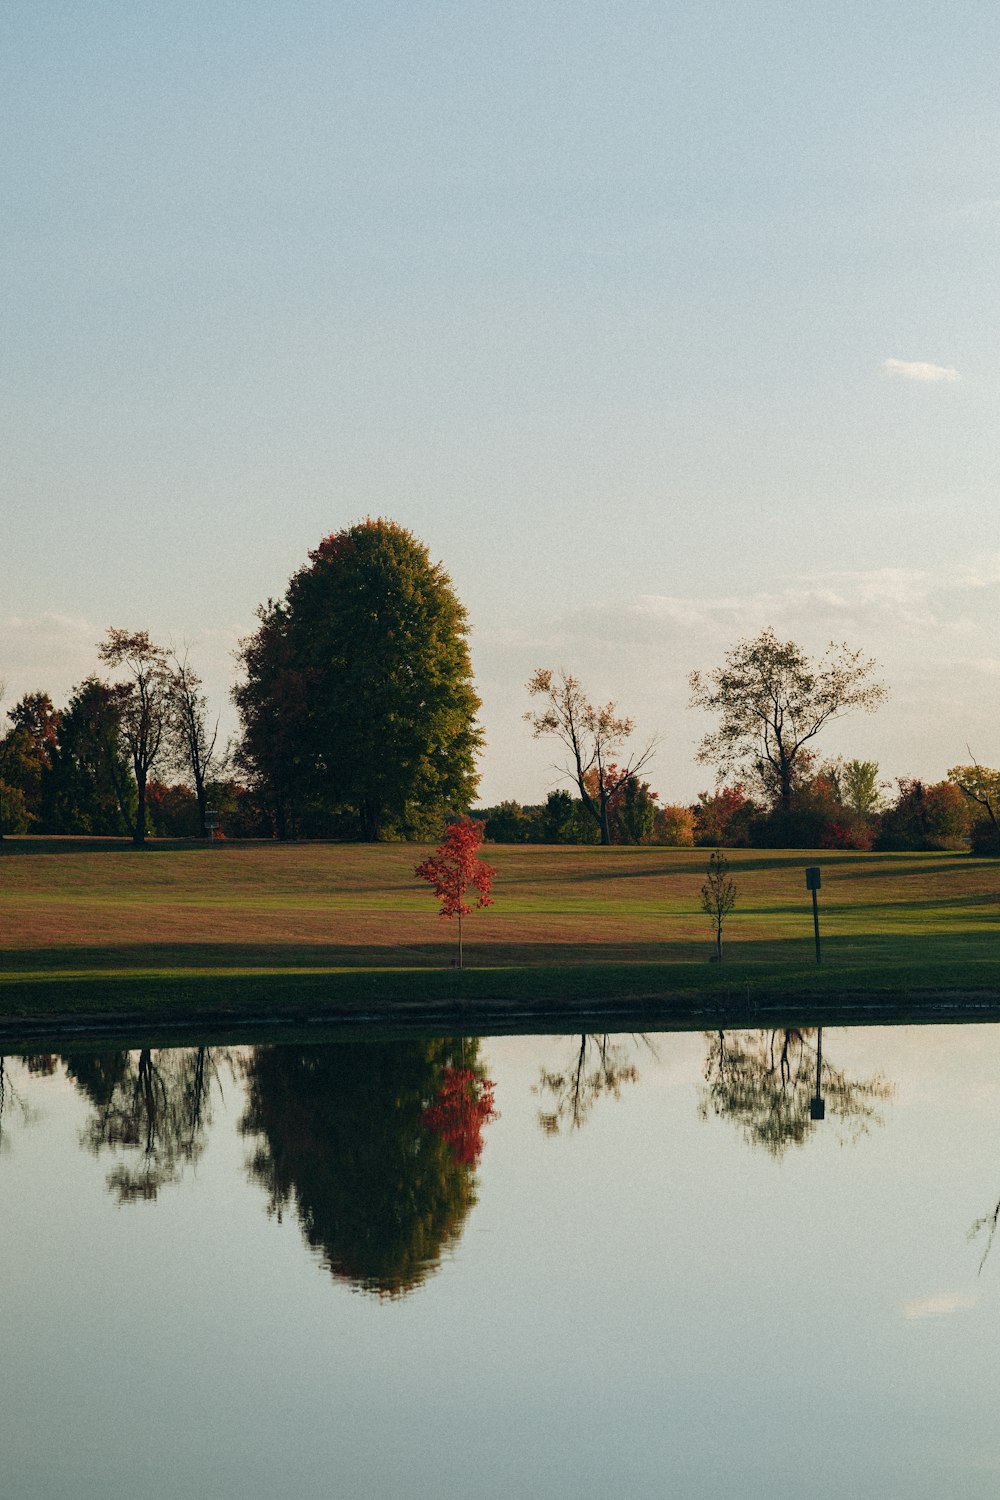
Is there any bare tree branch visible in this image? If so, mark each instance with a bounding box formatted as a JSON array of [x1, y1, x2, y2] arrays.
[[689, 629, 887, 810], [524, 668, 659, 844]]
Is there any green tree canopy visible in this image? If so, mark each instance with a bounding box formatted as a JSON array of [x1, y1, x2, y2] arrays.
[[234, 519, 483, 840], [0, 691, 61, 834], [40, 677, 135, 836], [948, 762, 1000, 834]]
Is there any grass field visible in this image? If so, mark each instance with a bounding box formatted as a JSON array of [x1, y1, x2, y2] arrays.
[[1, 836, 997, 1032]]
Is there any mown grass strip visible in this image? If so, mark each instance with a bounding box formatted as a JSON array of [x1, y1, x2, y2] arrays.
[[2, 839, 996, 1031]]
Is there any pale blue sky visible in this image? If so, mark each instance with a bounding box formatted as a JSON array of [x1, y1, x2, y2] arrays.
[[3, 2, 998, 801]]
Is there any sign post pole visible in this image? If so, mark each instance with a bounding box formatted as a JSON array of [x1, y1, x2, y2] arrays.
[[805, 866, 822, 965]]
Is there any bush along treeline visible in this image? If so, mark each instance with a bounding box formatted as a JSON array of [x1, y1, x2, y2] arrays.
[[1, 519, 997, 850], [475, 756, 1000, 853]]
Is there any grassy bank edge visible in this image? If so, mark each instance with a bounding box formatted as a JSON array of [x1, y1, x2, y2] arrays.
[[2, 958, 1000, 1048]]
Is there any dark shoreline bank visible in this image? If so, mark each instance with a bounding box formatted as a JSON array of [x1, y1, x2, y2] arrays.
[[3, 982, 1000, 1051]]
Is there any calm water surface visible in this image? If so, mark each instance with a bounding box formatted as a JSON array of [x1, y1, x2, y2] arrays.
[[3, 1025, 1000, 1499]]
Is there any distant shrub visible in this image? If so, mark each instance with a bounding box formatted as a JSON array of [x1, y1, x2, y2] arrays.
[[971, 817, 1000, 856], [482, 801, 533, 843], [694, 784, 756, 846], [653, 803, 696, 846], [475, 791, 599, 844], [0, 779, 30, 834], [146, 780, 200, 838], [875, 779, 971, 852], [819, 817, 874, 851], [750, 806, 832, 849]]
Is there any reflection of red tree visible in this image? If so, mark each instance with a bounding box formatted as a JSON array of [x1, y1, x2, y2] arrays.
[[422, 1067, 498, 1164]]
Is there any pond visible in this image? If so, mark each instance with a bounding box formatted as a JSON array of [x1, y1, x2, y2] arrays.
[[2, 1024, 1000, 1499]]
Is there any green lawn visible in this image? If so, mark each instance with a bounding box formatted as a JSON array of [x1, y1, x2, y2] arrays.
[[1, 837, 997, 1030]]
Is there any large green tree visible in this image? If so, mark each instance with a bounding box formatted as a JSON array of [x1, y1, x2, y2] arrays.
[[234, 520, 483, 840]]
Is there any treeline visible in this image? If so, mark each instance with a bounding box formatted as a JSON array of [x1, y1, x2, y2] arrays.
[[0, 670, 270, 843], [2, 518, 997, 851], [1, 520, 480, 845], [475, 757, 1000, 854]]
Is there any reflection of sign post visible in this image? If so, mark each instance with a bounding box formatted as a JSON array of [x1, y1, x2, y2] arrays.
[[810, 1025, 825, 1120], [805, 866, 822, 965]]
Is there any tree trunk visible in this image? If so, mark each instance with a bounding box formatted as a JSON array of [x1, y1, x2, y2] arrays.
[[273, 795, 288, 840], [195, 777, 207, 839], [133, 771, 147, 847], [360, 798, 382, 842]]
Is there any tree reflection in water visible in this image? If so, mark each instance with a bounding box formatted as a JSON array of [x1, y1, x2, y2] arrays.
[[534, 1034, 648, 1135], [240, 1040, 496, 1299], [700, 1028, 893, 1157], [0, 1058, 27, 1152], [968, 1203, 1000, 1272], [66, 1047, 224, 1202]]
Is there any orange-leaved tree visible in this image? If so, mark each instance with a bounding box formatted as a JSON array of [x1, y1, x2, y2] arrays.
[[414, 819, 495, 969]]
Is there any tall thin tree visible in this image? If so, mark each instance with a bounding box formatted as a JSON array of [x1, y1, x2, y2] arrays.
[[168, 648, 226, 837], [98, 630, 170, 847]]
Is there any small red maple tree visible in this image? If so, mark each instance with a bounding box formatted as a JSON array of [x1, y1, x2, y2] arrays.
[[414, 818, 495, 969]]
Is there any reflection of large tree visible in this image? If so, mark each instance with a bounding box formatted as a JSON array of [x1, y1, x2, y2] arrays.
[[534, 1035, 645, 1135], [240, 1040, 491, 1298], [66, 1047, 220, 1201], [0, 1055, 51, 1153], [700, 1029, 892, 1157], [0, 1058, 28, 1152]]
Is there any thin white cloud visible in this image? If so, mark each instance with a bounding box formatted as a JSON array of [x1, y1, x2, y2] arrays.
[[957, 197, 1000, 221], [903, 1291, 976, 1321], [881, 357, 960, 383], [565, 556, 1000, 648], [0, 612, 99, 701]]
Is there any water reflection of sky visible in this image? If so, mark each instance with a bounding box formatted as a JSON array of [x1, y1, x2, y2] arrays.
[[2, 1026, 1000, 1499]]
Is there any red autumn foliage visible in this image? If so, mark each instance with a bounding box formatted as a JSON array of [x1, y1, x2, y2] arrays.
[[422, 1067, 498, 1164], [694, 783, 752, 845], [414, 818, 496, 919]]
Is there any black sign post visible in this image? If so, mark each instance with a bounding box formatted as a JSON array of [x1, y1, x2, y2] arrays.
[[805, 865, 822, 965]]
